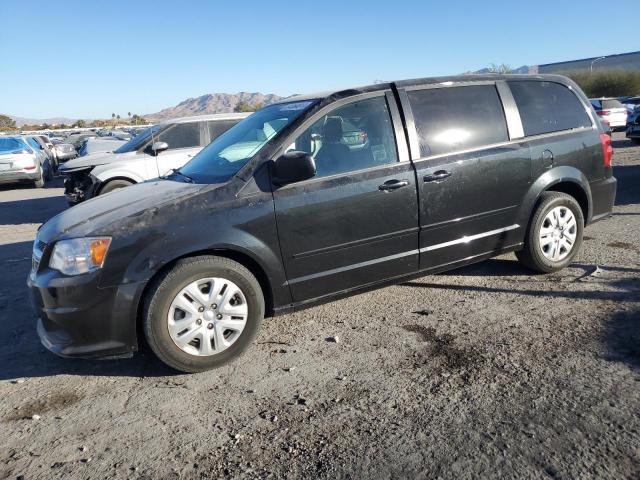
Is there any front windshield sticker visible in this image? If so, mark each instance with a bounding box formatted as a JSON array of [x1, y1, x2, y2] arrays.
[[279, 101, 314, 111]]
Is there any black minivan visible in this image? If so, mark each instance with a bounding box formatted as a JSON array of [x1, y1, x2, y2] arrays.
[[28, 74, 616, 372]]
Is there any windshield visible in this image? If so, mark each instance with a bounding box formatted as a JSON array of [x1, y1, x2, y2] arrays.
[[179, 100, 315, 183], [114, 124, 162, 153]]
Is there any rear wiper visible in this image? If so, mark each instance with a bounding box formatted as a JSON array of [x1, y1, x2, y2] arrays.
[[163, 169, 195, 183]]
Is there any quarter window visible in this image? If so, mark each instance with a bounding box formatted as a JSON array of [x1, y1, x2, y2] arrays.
[[508, 81, 592, 136], [207, 120, 239, 143], [157, 122, 201, 149], [287, 96, 398, 178], [407, 85, 509, 157]]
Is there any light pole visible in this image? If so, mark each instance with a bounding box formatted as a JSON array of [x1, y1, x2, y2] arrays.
[[590, 56, 606, 72]]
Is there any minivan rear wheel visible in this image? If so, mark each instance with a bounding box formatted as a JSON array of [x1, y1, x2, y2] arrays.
[[143, 256, 264, 373], [516, 192, 584, 273]]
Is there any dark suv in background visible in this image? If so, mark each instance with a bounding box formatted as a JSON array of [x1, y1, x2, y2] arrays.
[[29, 74, 616, 373]]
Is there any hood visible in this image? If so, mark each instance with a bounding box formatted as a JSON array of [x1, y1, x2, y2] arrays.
[[60, 150, 139, 172], [37, 179, 206, 244]]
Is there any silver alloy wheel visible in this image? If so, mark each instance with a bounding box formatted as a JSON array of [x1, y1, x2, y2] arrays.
[[539, 206, 578, 262], [167, 277, 248, 357]]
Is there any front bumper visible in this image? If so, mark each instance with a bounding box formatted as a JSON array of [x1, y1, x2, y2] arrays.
[[63, 170, 98, 204], [28, 266, 145, 359]]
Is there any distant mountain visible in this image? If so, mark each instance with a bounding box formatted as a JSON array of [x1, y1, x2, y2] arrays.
[[470, 65, 531, 74], [145, 92, 284, 121], [9, 115, 78, 127]]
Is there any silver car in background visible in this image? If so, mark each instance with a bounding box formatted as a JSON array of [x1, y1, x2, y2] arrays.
[[0, 136, 51, 188], [51, 138, 77, 162], [589, 98, 628, 131], [78, 136, 127, 157]]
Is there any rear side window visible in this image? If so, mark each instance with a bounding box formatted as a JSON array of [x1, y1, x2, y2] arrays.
[[207, 120, 239, 143], [602, 99, 624, 109], [407, 85, 509, 157], [157, 122, 201, 149], [0, 138, 28, 153], [27, 138, 41, 150], [509, 81, 592, 136]]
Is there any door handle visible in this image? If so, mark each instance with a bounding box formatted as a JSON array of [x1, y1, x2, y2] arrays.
[[424, 170, 452, 182], [379, 179, 409, 191]]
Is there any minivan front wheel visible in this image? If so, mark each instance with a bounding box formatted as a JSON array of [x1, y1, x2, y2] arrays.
[[143, 256, 264, 373], [516, 192, 584, 273]]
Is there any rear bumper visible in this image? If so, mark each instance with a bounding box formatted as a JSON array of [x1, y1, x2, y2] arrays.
[[589, 174, 617, 223], [604, 117, 627, 128], [0, 169, 40, 184], [28, 268, 145, 359]]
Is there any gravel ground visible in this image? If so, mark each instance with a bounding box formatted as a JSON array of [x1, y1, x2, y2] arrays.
[[0, 133, 638, 479]]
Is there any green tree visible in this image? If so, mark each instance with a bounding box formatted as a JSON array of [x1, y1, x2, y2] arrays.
[[0, 114, 17, 132], [487, 63, 513, 74], [561, 69, 640, 97], [72, 119, 87, 128], [234, 101, 260, 113]]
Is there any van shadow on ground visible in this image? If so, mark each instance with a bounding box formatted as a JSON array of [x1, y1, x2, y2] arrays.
[[613, 164, 640, 207]]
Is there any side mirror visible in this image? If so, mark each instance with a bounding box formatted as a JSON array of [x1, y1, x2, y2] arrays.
[[273, 151, 316, 186], [151, 141, 169, 155]]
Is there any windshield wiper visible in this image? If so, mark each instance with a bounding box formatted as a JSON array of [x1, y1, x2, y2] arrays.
[[163, 169, 195, 183]]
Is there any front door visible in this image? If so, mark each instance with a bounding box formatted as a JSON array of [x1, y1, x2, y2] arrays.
[[272, 92, 419, 304], [398, 82, 531, 270]]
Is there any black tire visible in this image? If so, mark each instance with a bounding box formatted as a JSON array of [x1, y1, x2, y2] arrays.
[[631, 138, 640, 145], [44, 159, 54, 181], [99, 179, 134, 195], [516, 192, 584, 273], [143, 256, 264, 373], [33, 167, 45, 188]]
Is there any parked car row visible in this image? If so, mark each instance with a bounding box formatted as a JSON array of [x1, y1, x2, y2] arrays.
[[0, 136, 54, 187], [29, 74, 617, 373]]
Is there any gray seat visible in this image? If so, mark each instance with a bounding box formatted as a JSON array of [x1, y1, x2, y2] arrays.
[[316, 117, 350, 176]]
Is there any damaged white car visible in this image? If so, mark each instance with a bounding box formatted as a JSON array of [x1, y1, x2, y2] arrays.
[[60, 113, 248, 205]]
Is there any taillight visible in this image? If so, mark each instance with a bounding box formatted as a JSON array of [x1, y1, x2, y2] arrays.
[[600, 133, 613, 167], [597, 110, 610, 116], [24, 166, 36, 170]]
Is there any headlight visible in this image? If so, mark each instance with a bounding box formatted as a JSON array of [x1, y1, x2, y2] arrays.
[[49, 237, 112, 275]]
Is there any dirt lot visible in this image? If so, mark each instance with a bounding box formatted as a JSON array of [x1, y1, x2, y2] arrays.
[[0, 133, 638, 479]]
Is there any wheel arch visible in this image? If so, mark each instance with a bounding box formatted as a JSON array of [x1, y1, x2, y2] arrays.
[[136, 247, 276, 334], [519, 166, 593, 228], [544, 180, 590, 224], [96, 176, 138, 195]]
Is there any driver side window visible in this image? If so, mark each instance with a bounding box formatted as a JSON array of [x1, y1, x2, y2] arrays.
[[157, 122, 202, 150], [287, 96, 398, 178]]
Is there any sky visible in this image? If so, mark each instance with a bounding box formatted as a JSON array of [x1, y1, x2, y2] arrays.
[[1, 0, 637, 119]]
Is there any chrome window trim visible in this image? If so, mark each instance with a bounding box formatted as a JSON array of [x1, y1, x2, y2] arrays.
[[496, 81, 525, 140], [420, 225, 520, 252]]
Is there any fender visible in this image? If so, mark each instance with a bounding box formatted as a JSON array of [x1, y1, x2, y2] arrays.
[[91, 159, 153, 185], [98, 184, 292, 311], [516, 165, 592, 228]]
